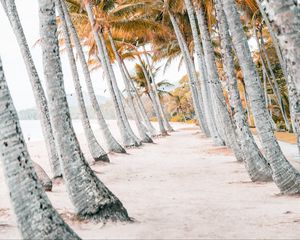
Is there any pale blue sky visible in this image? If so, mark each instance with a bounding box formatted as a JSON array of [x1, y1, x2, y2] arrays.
[[0, 0, 185, 110]]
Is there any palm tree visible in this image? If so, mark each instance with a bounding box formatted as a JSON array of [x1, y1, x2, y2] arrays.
[[1, 0, 61, 178], [193, 0, 244, 161], [222, 0, 300, 194], [257, 0, 300, 154], [98, 29, 142, 146], [83, 1, 141, 147], [183, 0, 221, 141], [136, 54, 168, 135], [107, 29, 153, 142], [0, 56, 80, 239], [142, 46, 174, 132], [167, 7, 212, 138], [60, 0, 126, 153], [122, 59, 158, 136], [56, 0, 109, 162], [214, 0, 272, 181], [40, 0, 130, 220]]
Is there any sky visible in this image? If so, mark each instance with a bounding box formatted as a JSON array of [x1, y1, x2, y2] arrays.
[[0, 0, 186, 111]]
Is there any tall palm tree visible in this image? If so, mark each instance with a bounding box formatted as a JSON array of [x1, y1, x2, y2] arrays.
[[122, 59, 158, 136], [98, 29, 142, 145], [222, 0, 300, 194], [257, 0, 300, 154], [183, 0, 221, 141], [214, 0, 272, 181], [60, 0, 126, 154], [107, 29, 153, 142], [193, 0, 244, 161], [136, 54, 168, 135], [40, 0, 130, 220], [167, 7, 212, 138], [1, 0, 61, 178], [83, 1, 141, 147], [0, 56, 80, 239], [56, 0, 109, 162], [142, 46, 174, 132]]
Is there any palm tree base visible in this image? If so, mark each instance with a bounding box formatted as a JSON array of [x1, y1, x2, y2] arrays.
[[77, 199, 132, 222], [94, 154, 110, 163]]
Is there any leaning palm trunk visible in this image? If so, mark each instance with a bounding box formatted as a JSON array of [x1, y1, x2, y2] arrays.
[[107, 30, 153, 143], [98, 31, 142, 146], [60, 0, 125, 153], [258, 31, 290, 131], [168, 10, 212, 138], [39, 0, 130, 220], [184, 0, 221, 140], [257, 0, 300, 154], [84, 2, 139, 147], [33, 162, 53, 191], [194, 1, 243, 161], [137, 55, 168, 136], [2, 0, 61, 178], [122, 61, 157, 136], [222, 0, 300, 194], [142, 46, 174, 132], [0, 56, 79, 239], [56, 0, 108, 162], [215, 0, 272, 181]]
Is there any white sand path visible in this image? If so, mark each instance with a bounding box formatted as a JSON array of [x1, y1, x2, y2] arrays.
[[1, 123, 300, 239]]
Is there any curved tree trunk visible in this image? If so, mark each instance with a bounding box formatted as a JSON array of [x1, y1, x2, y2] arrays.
[[0, 56, 79, 239], [194, 1, 243, 161], [2, 0, 61, 178], [142, 46, 174, 132], [168, 10, 213, 138], [84, 3, 139, 147], [39, 0, 130, 221], [60, 0, 125, 154], [107, 30, 153, 143], [184, 0, 221, 140], [56, 0, 109, 162], [257, 0, 300, 155], [33, 162, 53, 191], [137, 54, 168, 136], [98, 31, 142, 146], [222, 0, 300, 194], [122, 61, 158, 136], [215, 0, 272, 181]]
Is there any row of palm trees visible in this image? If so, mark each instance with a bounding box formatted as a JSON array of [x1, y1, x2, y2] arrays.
[[0, 0, 299, 239]]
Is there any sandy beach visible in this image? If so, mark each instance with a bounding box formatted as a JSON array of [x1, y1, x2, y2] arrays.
[[1, 122, 300, 239]]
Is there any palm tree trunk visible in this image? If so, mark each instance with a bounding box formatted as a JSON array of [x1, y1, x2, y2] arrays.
[[0, 56, 79, 239], [84, 3, 139, 147], [194, 0, 243, 160], [56, 0, 108, 162], [122, 60, 157, 136], [258, 0, 300, 93], [258, 30, 290, 131], [184, 0, 221, 140], [142, 46, 174, 132], [33, 161, 52, 191], [215, 0, 272, 180], [98, 30, 142, 146], [258, 0, 300, 154], [137, 54, 168, 135], [40, 0, 130, 220], [59, 0, 125, 154], [222, 0, 300, 194], [107, 30, 153, 143], [168, 10, 213, 139], [2, 0, 61, 178]]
